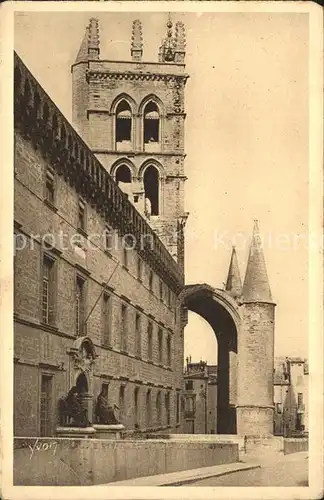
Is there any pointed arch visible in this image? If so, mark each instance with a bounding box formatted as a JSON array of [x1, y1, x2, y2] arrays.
[[111, 94, 137, 152], [110, 158, 136, 180], [110, 93, 137, 115], [143, 165, 160, 216], [138, 94, 164, 116], [139, 95, 164, 153], [138, 159, 165, 180], [138, 159, 165, 217]]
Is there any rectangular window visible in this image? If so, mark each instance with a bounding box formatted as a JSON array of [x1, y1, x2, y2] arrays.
[[297, 393, 303, 407], [146, 390, 151, 428], [122, 246, 128, 268], [121, 303, 127, 351], [105, 225, 112, 251], [40, 374, 53, 437], [149, 270, 153, 291], [167, 288, 171, 308], [167, 335, 171, 367], [119, 385, 125, 423], [148, 322, 153, 361], [135, 312, 141, 357], [45, 168, 55, 204], [185, 380, 193, 391], [156, 392, 162, 426], [76, 276, 85, 336], [159, 280, 163, 301], [137, 256, 142, 280], [158, 328, 163, 364], [176, 392, 180, 423], [78, 199, 86, 231], [134, 387, 139, 428], [42, 255, 55, 325], [102, 293, 111, 346], [165, 393, 170, 426]]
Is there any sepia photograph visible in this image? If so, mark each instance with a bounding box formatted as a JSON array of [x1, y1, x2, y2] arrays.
[[0, 1, 323, 499]]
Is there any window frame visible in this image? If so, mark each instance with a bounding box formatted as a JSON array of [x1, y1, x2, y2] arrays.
[[77, 198, 87, 234], [149, 269, 154, 292], [115, 100, 133, 149], [147, 321, 153, 361], [41, 252, 57, 327], [158, 328, 163, 365], [75, 273, 86, 337], [102, 292, 112, 347], [156, 391, 162, 427], [137, 255, 143, 281], [135, 312, 141, 358], [44, 167, 56, 207], [146, 389, 152, 428], [121, 302, 128, 352], [39, 372, 54, 437], [143, 101, 160, 146]]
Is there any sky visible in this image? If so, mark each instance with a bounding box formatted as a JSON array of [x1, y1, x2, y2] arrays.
[[14, 11, 310, 363]]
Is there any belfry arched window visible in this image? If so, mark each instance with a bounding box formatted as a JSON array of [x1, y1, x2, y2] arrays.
[[115, 164, 132, 184], [116, 100, 132, 149], [143, 101, 160, 145], [143, 165, 159, 216], [115, 164, 132, 199]]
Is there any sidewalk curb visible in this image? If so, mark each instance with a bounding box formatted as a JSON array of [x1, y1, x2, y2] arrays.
[[163, 464, 261, 486], [102, 462, 262, 486]]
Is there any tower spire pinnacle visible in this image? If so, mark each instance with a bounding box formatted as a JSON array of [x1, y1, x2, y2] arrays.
[[131, 19, 143, 62], [225, 246, 242, 299], [174, 20, 186, 63], [75, 18, 100, 64], [242, 220, 273, 303], [159, 13, 176, 62]]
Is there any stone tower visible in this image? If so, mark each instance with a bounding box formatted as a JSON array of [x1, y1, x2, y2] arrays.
[[236, 220, 276, 436], [71, 16, 189, 267]]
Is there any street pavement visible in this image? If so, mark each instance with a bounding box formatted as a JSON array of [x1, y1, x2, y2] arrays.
[[188, 451, 308, 486]]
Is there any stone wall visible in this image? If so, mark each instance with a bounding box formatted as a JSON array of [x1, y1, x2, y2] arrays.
[[14, 437, 238, 486], [284, 438, 308, 455], [14, 112, 184, 435]]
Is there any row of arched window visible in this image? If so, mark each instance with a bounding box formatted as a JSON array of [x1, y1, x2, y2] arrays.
[[114, 162, 160, 216], [114, 96, 161, 151]]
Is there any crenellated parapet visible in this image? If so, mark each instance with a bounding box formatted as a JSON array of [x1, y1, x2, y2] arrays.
[[14, 52, 184, 293]]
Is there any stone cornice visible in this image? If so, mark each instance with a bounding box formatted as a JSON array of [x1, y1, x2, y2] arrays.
[[87, 70, 189, 84], [92, 149, 186, 158], [14, 52, 184, 293]]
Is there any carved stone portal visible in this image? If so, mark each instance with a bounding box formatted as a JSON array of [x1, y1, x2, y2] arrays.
[[66, 337, 98, 425]]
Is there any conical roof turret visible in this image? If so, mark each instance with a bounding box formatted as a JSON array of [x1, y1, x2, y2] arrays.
[[242, 220, 273, 303], [225, 246, 242, 299]]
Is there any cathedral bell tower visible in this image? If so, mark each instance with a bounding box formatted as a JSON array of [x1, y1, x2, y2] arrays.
[[71, 16, 189, 267]]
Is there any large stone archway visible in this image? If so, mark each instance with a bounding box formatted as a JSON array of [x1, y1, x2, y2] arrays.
[[181, 284, 240, 434], [181, 223, 276, 437]]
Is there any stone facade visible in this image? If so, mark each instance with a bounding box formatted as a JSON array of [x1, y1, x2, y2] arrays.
[[183, 357, 308, 438], [273, 357, 309, 436], [13, 16, 278, 440], [183, 360, 217, 434], [13, 17, 187, 437], [182, 226, 276, 437], [71, 18, 189, 264]]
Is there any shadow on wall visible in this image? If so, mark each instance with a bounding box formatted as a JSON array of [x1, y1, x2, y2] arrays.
[[14, 437, 239, 486]]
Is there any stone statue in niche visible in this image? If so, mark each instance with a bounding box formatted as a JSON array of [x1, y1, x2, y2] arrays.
[[59, 386, 90, 427], [144, 197, 152, 218], [70, 337, 97, 373], [95, 384, 120, 425]]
